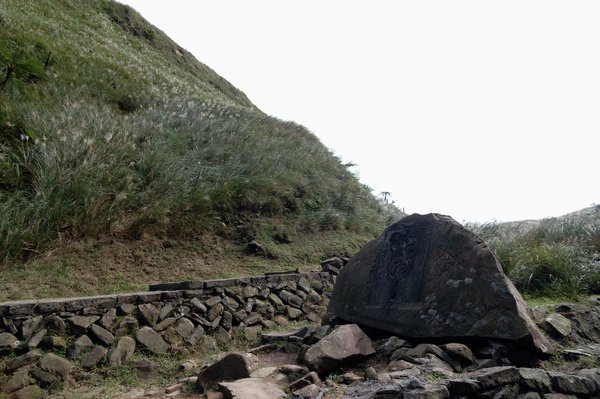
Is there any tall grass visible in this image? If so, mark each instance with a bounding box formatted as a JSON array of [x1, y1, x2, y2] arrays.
[[0, 0, 394, 261], [468, 206, 600, 298]]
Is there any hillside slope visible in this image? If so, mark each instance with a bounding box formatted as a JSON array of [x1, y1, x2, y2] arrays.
[[0, 0, 401, 300]]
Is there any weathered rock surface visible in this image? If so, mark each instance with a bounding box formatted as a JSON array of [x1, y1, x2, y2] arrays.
[[218, 378, 286, 399], [196, 352, 251, 392], [136, 326, 170, 354], [108, 336, 136, 366], [301, 324, 375, 374], [324, 213, 552, 354], [543, 313, 572, 338], [39, 353, 73, 377], [0, 332, 19, 351]]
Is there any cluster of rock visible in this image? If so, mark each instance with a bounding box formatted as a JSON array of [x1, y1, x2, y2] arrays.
[[192, 323, 600, 399], [0, 271, 333, 398]]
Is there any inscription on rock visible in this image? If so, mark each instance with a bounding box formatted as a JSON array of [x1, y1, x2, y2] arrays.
[[325, 213, 552, 355]]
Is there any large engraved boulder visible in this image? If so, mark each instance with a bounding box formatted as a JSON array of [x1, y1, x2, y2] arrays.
[[324, 213, 551, 354]]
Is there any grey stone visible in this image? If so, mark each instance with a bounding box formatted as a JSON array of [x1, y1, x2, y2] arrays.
[[280, 290, 303, 308], [215, 326, 232, 345], [40, 335, 67, 351], [251, 367, 278, 378], [364, 367, 378, 380], [5, 350, 41, 372], [27, 329, 46, 349], [324, 213, 553, 355], [8, 385, 44, 399], [154, 316, 177, 332], [224, 296, 240, 312], [115, 315, 139, 335], [205, 296, 222, 307], [221, 311, 233, 331], [517, 392, 541, 399], [518, 368, 552, 393], [291, 384, 320, 399], [99, 307, 117, 329], [297, 278, 311, 293], [287, 307, 303, 319], [69, 315, 100, 334], [190, 298, 207, 314], [196, 352, 251, 392], [379, 336, 409, 356], [21, 316, 43, 340], [187, 325, 205, 345], [440, 343, 476, 369], [159, 303, 174, 320], [281, 364, 309, 375], [175, 317, 195, 338], [466, 366, 519, 389], [108, 336, 136, 366], [1, 370, 34, 394], [138, 303, 159, 326], [0, 332, 20, 351], [135, 358, 160, 379], [80, 345, 106, 369], [29, 368, 56, 388], [90, 324, 114, 345], [43, 314, 66, 334], [219, 378, 286, 399], [404, 385, 450, 399], [136, 326, 170, 354], [208, 303, 225, 321], [242, 286, 259, 298], [39, 353, 73, 377], [118, 303, 136, 315], [245, 312, 262, 326], [543, 313, 572, 338], [68, 334, 94, 358], [548, 371, 597, 396], [269, 294, 285, 311], [301, 324, 375, 374]]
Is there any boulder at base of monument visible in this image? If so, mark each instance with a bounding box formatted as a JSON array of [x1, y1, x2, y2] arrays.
[[323, 213, 551, 355]]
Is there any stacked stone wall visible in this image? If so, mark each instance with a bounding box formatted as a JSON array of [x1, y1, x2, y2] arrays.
[[0, 271, 334, 394]]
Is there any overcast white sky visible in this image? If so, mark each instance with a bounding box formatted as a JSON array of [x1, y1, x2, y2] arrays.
[[120, 0, 599, 223]]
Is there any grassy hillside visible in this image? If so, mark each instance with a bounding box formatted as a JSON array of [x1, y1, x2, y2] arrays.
[[0, 0, 401, 300], [468, 205, 600, 299]]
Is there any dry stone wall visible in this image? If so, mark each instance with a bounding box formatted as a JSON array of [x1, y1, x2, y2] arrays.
[[0, 271, 334, 394]]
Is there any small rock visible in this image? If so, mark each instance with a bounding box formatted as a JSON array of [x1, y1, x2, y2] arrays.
[[21, 316, 43, 340], [342, 372, 362, 383], [1, 370, 34, 394], [69, 315, 100, 334], [90, 324, 114, 346], [190, 298, 207, 314], [251, 367, 278, 378], [0, 332, 20, 351], [219, 378, 285, 399], [287, 307, 303, 319], [68, 334, 94, 358], [187, 325, 205, 345], [292, 383, 320, 399], [29, 367, 56, 388], [165, 383, 182, 394], [301, 324, 375, 374], [39, 353, 73, 377], [27, 329, 46, 349], [196, 352, 251, 392], [201, 336, 218, 352], [440, 343, 476, 370], [40, 335, 67, 351], [518, 368, 552, 393], [364, 367, 378, 380], [243, 286, 259, 298], [135, 358, 160, 380], [100, 307, 118, 329], [108, 336, 136, 366], [389, 359, 415, 371], [159, 303, 175, 320], [136, 326, 170, 354], [154, 317, 177, 332], [80, 346, 107, 369], [4, 350, 40, 373], [138, 303, 160, 327], [379, 336, 409, 356], [215, 326, 232, 345], [404, 385, 450, 399], [118, 304, 136, 315], [281, 364, 309, 375], [9, 385, 44, 399], [175, 317, 195, 338], [544, 313, 572, 338]]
